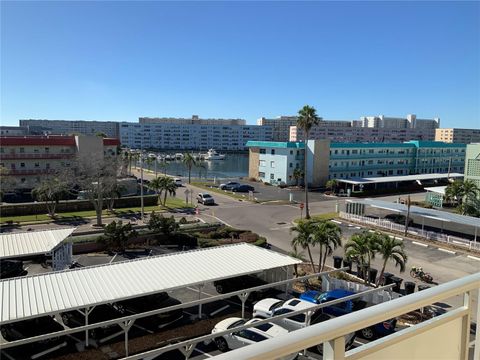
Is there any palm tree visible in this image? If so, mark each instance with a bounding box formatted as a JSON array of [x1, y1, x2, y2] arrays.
[[291, 220, 316, 272], [312, 221, 342, 271], [292, 168, 304, 187], [445, 180, 463, 206], [462, 180, 479, 203], [297, 105, 320, 219], [150, 176, 177, 206], [288, 246, 306, 278], [183, 152, 197, 184], [325, 179, 338, 194], [145, 156, 154, 172], [344, 231, 379, 284], [375, 234, 408, 287]]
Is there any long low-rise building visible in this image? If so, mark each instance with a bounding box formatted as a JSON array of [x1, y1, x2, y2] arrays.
[[0, 135, 120, 190], [246, 140, 466, 187], [435, 128, 480, 144]]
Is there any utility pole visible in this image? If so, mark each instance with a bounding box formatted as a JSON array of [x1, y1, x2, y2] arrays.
[[140, 140, 144, 221], [404, 195, 411, 236]]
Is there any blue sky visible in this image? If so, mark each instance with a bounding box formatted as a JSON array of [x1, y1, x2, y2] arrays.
[[1, 1, 479, 127]]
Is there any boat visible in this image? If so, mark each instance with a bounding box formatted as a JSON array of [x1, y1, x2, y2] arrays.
[[204, 149, 226, 160], [175, 153, 184, 160]]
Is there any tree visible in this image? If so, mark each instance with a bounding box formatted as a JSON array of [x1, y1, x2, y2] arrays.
[[445, 180, 479, 215], [325, 179, 338, 194], [297, 105, 320, 219], [288, 246, 306, 278], [445, 180, 463, 207], [312, 221, 342, 271], [103, 220, 137, 252], [292, 168, 304, 187], [148, 211, 179, 236], [183, 152, 197, 184], [375, 234, 408, 287], [32, 173, 70, 217], [149, 176, 177, 206], [145, 156, 155, 172], [291, 220, 316, 272], [344, 231, 379, 284], [95, 132, 107, 138], [76, 154, 118, 226]]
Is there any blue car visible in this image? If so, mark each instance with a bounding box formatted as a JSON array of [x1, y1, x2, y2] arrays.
[[300, 289, 396, 340]]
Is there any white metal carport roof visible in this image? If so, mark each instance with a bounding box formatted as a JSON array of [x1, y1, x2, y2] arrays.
[[0, 228, 75, 260], [346, 198, 480, 228], [424, 186, 447, 195], [0, 243, 301, 324], [337, 173, 464, 185]]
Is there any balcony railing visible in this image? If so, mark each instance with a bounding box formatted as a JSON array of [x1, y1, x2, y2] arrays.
[[212, 272, 480, 360], [0, 153, 75, 160], [3, 169, 56, 176]]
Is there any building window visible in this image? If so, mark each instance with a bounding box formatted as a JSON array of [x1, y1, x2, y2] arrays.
[[20, 148, 25, 153], [21, 178, 26, 183], [271, 161, 275, 168], [289, 163, 293, 168], [271, 149, 275, 155], [259, 172, 265, 178], [20, 163, 25, 168], [45, 147, 49, 153], [259, 149, 266, 154], [259, 160, 266, 167], [34, 162, 39, 168], [270, 173, 275, 180], [290, 150, 293, 155]]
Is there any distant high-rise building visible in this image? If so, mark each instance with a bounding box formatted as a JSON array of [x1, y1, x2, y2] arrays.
[[140, 115, 246, 126], [435, 128, 480, 144], [19, 119, 120, 138], [0, 126, 29, 136]]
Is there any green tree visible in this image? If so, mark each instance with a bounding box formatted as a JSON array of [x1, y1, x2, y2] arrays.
[[292, 168, 304, 187], [312, 221, 342, 271], [291, 220, 316, 272], [375, 234, 408, 287], [148, 211, 179, 235], [297, 105, 320, 219], [445, 180, 463, 207], [95, 132, 107, 138], [32, 174, 69, 217], [183, 152, 197, 184], [325, 179, 338, 194], [344, 231, 379, 284], [103, 220, 137, 252], [445, 180, 479, 215], [145, 156, 155, 171], [149, 176, 177, 206], [288, 246, 306, 278]]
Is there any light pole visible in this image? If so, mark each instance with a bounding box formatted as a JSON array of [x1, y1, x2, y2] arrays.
[[140, 140, 144, 221]]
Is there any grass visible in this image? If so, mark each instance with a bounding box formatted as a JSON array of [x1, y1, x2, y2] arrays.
[[191, 182, 254, 202], [0, 197, 191, 224], [293, 212, 338, 224]]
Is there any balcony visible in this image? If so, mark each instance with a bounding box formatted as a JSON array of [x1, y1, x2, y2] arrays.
[[0, 153, 75, 160], [4, 169, 56, 176]]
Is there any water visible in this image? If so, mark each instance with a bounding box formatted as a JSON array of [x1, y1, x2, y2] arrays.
[[143, 153, 249, 180]]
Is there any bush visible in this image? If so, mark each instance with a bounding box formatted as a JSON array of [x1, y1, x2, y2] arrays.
[[253, 237, 267, 247], [174, 233, 197, 248], [198, 238, 221, 248], [179, 217, 188, 225], [102, 220, 137, 252], [148, 211, 179, 235]]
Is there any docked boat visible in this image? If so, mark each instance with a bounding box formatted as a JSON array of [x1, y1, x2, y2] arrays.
[[204, 149, 225, 160], [175, 153, 184, 160]]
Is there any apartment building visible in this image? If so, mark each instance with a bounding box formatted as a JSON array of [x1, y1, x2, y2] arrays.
[[435, 128, 480, 144], [120, 122, 273, 151], [0, 126, 29, 136], [19, 119, 120, 138], [140, 115, 246, 126], [247, 140, 465, 187], [464, 143, 480, 195], [0, 135, 120, 189]]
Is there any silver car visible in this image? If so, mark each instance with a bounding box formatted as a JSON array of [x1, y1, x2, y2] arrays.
[[197, 193, 215, 205]]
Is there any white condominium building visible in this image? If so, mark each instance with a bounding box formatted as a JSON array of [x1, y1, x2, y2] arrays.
[[435, 128, 480, 144], [19, 119, 120, 138], [119, 122, 273, 150], [140, 115, 246, 126]]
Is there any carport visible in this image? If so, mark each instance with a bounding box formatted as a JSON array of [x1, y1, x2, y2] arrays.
[[0, 243, 301, 356], [345, 198, 480, 243], [0, 228, 75, 271]]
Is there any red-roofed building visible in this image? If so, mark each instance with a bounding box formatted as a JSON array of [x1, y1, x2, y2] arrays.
[[0, 135, 121, 189]]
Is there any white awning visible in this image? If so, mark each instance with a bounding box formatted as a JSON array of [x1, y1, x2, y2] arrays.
[[337, 173, 463, 185], [0, 243, 301, 324], [0, 228, 75, 260]]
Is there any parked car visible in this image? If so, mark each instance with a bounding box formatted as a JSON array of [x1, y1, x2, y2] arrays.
[[253, 298, 356, 351], [299, 289, 396, 339], [174, 178, 183, 187], [61, 304, 124, 345], [213, 275, 266, 294], [0, 259, 27, 279], [219, 181, 240, 191], [232, 184, 255, 193], [197, 193, 215, 205], [113, 292, 183, 331], [210, 317, 296, 359], [1, 316, 70, 359]]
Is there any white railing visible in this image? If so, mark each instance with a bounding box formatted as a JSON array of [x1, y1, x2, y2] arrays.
[[339, 212, 480, 252], [212, 272, 480, 360]]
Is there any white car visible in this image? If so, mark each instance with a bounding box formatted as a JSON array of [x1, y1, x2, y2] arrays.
[[210, 317, 297, 359], [174, 178, 183, 187], [253, 298, 356, 353]]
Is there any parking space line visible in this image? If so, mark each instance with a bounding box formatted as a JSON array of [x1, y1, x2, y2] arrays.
[[467, 255, 480, 262], [210, 305, 230, 317], [395, 237, 403, 241], [330, 220, 342, 225], [368, 230, 375, 233], [354, 226, 361, 230], [438, 248, 456, 255], [412, 241, 428, 248], [109, 254, 117, 263]]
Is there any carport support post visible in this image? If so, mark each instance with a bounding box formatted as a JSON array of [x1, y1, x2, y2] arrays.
[[238, 292, 250, 318], [197, 283, 204, 318], [84, 307, 94, 347], [120, 320, 134, 357], [324, 336, 345, 360]]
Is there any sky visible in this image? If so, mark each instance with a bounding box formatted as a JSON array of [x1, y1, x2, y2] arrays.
[[1, 1, 479, 128]]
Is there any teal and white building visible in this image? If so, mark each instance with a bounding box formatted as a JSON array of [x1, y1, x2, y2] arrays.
[[247, 140, 466, 187]]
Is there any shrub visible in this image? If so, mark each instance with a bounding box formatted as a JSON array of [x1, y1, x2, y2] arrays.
[[198, 238, 221, 248], [102, 220, 137, 252], [148, 211, 179, 235], [253, 237, 267, 247], [179, 217, 188, 224]]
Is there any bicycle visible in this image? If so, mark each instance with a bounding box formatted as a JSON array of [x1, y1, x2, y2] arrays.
[[410, 266, 433, 283]]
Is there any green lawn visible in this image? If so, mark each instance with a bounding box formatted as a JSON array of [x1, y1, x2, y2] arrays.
[[0, 197, 191, 224], [191, 182, 254, 202], [293, 212, 338, 224]]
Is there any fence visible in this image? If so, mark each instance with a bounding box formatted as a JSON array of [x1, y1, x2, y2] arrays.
[[339, 211, 480, 252]]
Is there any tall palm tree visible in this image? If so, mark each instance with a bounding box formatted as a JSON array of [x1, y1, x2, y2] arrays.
[[288, 246, 306, 278], [292, 168, 304, 187], [445, 180, 463, 206], [462, 180, 479, 203], [145, 156, 154, 171], [344, 231, 379, 284], [375, 234, 408, 287], [150, 176, 177, 206], [312, 221, 342, 271], [297, 105, 320, 219], [183, 152, 197, 184], [291, 220, 316, 272]]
